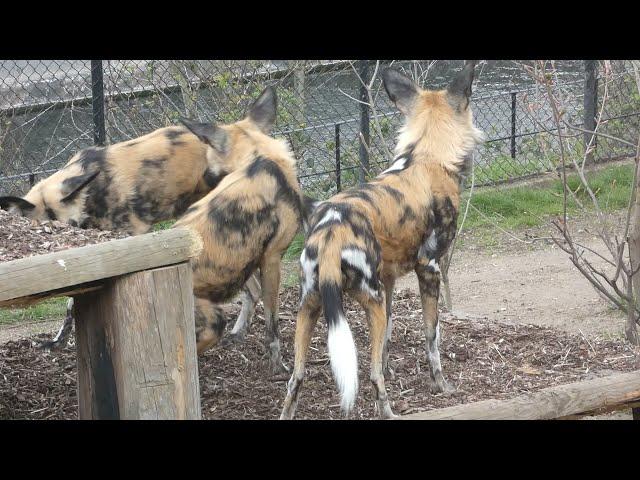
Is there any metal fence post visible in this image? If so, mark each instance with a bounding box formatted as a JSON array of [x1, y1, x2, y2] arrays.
[[358, 60, 370, 184], [584, 60, 598, 163], [511, 92, 517, 160], [335, 123, 341, 192], [91, 60, 106, 146]]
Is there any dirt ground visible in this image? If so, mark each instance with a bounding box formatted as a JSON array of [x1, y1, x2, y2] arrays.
[[2, 287, 638, 420], [401, 217, 627, 339], [1, 209, 638, 420], [0, 320, 64, 345]]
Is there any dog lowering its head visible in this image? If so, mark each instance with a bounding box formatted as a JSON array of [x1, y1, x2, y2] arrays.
[[280, 61, 484, 419], [0, 123, 234, 234], [174, 86, 306, 373], [0, 94, 269, 352]]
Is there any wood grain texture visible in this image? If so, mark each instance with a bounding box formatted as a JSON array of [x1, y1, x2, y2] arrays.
[[75, 262, 201, 420], [0, 227, 202, 305], [398, 370, 640, 420], [0, 284, 103, 308]]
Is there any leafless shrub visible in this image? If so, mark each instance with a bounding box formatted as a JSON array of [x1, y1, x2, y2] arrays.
[[522, 60, 640, 345]]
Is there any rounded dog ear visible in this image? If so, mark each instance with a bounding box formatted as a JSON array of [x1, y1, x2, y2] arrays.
[[60, 170, 101, 204], [0, 196, 36, 215], [248, 86, 277, 133], [382, 68, 420, 115], [447, 60, 477, 111], [180, 117, 229, 155]]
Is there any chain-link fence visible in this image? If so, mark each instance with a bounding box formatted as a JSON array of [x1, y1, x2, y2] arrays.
[[1, 60, 639, 199]]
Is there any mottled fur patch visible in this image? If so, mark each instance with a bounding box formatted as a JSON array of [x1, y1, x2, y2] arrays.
[[174, 100, 304, 357], [0, 124, 234, 235]]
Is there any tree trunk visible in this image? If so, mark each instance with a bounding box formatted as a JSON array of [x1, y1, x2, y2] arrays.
[[171, 61, 197, 119], [627, 156, 640, 345]]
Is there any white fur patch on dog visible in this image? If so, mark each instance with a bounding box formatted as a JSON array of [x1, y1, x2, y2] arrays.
[[342, 247, 379, 299], [327, 314, 359, 413], [380, 157, 407, 175], [314, 208, 342, 230], [300, 248, 318, 298], [426, 230, 438, 251], [341, 248, 372, 278], [426, 323, 442, 375], [428, 258, 440, 273]]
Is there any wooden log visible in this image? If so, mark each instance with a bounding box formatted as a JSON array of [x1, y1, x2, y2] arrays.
[[74, 262, 201, 420], [398, 370, 640, 420], [0, 227, 202, 307], [559, 400, 640, 419]]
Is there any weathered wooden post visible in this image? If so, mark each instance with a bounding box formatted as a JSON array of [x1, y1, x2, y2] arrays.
[[0, 228, 203, 420], [75, 263, 200, 420]]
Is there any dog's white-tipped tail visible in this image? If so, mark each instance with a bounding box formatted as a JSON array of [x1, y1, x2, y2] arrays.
[[327, 313, 358, 413]]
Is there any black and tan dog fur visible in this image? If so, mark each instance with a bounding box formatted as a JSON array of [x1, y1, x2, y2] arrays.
[[280, 61, 484, 419], [174, 86, 306, 373], [0, 125, 230, 234], [0, 97, 267, 350]]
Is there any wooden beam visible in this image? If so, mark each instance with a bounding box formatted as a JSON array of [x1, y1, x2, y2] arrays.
[[75, 262, 201, 420], [0, 228, 202, 306], [0, 284, 104, 309], [398, 370, 640, 420]]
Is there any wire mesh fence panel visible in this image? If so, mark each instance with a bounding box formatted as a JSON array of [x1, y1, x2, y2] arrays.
[[594, 61, 640, 162], [1, 60, 639, 200], [0, 60, 94, 195]]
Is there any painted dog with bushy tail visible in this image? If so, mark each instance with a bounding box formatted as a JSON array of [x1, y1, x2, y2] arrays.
[[280, 61, 484, 419]]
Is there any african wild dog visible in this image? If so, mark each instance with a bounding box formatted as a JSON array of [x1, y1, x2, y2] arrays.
[[174, 86, 306, 373], [0, 125, 226, 232], [280, 61, 484, 419], [217, 193, 322, 346], [0, 93, 274, 350]]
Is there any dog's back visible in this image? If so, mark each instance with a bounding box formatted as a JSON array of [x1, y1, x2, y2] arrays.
[[0, 125, 229, 235]]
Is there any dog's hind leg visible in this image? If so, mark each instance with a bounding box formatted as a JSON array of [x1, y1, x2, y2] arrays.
[[280, 294, 321, 419], [39, 298, 75, 350], [357, 291, 396, 419], [221, 273, 261, 346], [415, 259, 453, 394], [260, 255, 287, 375], [381, 275, 395, 377]]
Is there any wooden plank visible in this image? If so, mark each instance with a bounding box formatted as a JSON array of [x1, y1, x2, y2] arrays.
[[0, 284, 103, 308], [75, 262, 201, 420], [398, 371, 640, 420], [0, 227, 202, 305]]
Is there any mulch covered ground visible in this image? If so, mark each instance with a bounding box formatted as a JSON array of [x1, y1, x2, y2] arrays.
[[1, 287, 638, 420], [0, 209, 128, 263]]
